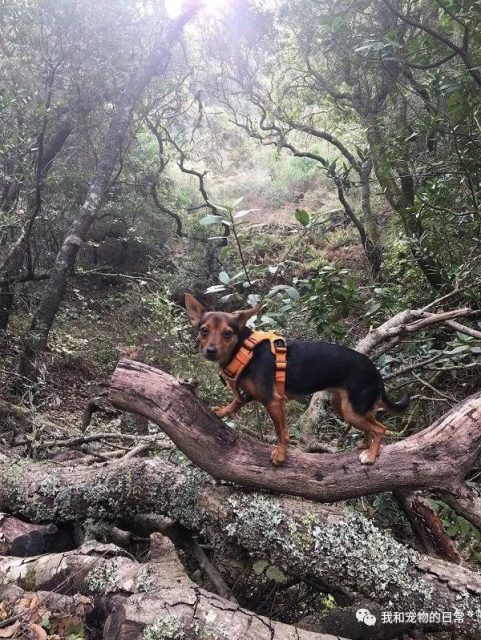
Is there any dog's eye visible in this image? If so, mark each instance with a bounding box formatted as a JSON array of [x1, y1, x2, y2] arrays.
[[223, 330, 234, 338], [200, 326, 209, 337]]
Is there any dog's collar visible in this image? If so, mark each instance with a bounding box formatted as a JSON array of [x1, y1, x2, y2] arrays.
[[222, 330, 287, 400]]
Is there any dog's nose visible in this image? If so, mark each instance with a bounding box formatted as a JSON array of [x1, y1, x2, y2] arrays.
[[206, 346, 217, 360]]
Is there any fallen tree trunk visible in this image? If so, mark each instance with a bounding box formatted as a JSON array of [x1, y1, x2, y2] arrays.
[[1, 451, 481, 635], [0, 534, 339, 640], [109, 359, 481, 504]]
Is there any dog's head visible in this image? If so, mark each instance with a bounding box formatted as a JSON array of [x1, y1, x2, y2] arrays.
[[184, 294, 261, 366]]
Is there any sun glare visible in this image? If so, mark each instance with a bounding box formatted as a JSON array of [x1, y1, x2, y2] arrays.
[[165, 0, 230, 18]]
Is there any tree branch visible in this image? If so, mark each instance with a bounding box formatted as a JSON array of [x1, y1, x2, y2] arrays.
[[107, 359, 481, 503]]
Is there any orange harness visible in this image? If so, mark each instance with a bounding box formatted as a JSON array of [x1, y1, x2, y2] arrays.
[[222, 330, 287, 401]]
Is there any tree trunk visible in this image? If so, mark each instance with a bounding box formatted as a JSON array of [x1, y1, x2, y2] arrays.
[[0, 122, 74, 334], [0, 534, 339, 640], [359, 158, 382, 278], [0, 281, 14, 332], [366, 116, 444, 289], [18, 3, 200, 383], [1, 447, 481, 636]]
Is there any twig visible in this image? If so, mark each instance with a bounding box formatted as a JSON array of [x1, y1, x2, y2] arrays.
[[121, 442, 155, 460], [189, 536, 238, 604], [383, 353, 444, 381], [412, 373, 457, 403], [442, 319, 481, 340], [14, 432, 172, 450], [420, 282, 480, 311]]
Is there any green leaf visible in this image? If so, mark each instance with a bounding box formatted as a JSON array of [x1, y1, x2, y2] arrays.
[[252, 560, 269, 575], [218, 271, 230, 285], [210, 201, 230, 212], [266, 565, 287, 583], [247, 293, 261, 305], [40, 614, 50, 629], [456, 332, 473, 342], [285, 286, 300, 300], [366, 302, 382, 316], [66, 620, 86, 639], [458, 517, 471, 537], [295, 208, 310, 227], [231, 196, 244, 208], [446, 345, 469, 354]]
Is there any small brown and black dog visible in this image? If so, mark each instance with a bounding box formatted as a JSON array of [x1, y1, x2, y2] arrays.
[[185, 294, 409, 466]]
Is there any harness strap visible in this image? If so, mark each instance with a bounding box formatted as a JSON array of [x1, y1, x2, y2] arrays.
[[222, 330, 287, 401]]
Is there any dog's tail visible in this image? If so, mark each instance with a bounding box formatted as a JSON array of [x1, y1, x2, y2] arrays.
[[380, 389, 410, 414]]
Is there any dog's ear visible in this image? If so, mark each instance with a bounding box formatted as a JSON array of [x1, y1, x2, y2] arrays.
[[184, 294, 205, 326], [232, 304, 262, 328]]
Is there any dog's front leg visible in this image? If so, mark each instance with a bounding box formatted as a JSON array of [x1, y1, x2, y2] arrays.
[[212, 394, 244, 418], [265, 398, 289, 465]]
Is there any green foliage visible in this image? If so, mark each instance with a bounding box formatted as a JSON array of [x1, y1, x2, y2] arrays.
[[430, 499, 481, 561], [258, 153, 322, 208], [297, 265, 361, 338], [65, 621, 87, 640]]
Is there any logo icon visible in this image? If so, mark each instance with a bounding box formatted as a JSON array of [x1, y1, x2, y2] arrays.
[[356, 608, 377, 626]]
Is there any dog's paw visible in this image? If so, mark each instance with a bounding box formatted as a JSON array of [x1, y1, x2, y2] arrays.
[[270, 446, 287, 466], [211, 406, 226, 418], [359, 450, 376, 465]]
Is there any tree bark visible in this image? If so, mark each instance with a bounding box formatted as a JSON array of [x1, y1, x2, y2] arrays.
[[0, 513, 71, 556], [1, 448, 481, 636], [109, 358, 481, 601], [0, 122, 73, 333], [0, 534, 340, 640], [108, 359, 481, 503], [18, 3, 201, 383], [359, 158, 382, 278]]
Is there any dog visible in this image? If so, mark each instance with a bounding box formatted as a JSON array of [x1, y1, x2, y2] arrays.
[[185, 293, 409, 466]]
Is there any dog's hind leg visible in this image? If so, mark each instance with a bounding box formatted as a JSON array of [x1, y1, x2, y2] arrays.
[[361, 414, 386, 464], [338, 390, 385, 464]]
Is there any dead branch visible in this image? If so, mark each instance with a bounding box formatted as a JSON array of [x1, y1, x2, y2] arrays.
[[108, 359, 481, 504], [0, 513, 71, 556], [356, 307, 474, 356], [0, 535, 337, 640], [189, 536, 238, 604]]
